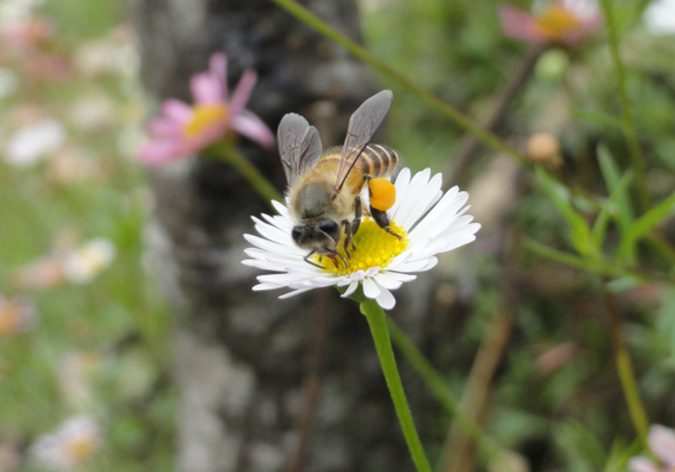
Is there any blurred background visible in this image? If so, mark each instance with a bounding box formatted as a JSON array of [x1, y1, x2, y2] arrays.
[[0, 0, 674, 470]]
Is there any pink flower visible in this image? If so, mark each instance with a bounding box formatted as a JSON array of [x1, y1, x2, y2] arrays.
[[0, 295, 36, 336], [629, 425, 675, 472], [499, 0, 601, 46], [139, 52, 275, 165]]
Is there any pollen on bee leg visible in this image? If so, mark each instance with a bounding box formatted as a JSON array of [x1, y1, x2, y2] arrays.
[[368, 177, 396, 212]]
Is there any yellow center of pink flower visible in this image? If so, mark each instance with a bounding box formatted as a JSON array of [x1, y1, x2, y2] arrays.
[[536, 5, 582, 40], [315, 218, 408, 276], [184, 104, 229, 138]]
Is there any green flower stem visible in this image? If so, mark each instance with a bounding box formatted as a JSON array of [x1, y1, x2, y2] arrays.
[[603, 289, 650, 448], [387, 319, 509, 468], [271, 0, 527, 168], [359, 299, 431, 472], [212, 142, 283, 204], [600, 0, 649, 210]]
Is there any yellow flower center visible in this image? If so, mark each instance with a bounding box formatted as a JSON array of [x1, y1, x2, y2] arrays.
[[184, 104, 229, 138], [315, 218, 408, 276], [536, 5, 582, 39], [67, 436, 96, 461]]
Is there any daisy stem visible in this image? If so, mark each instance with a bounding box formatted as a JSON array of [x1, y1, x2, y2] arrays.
[[359, 299, 432, 472], [212, 142, 283, 204], [271, 0, 527, 168]]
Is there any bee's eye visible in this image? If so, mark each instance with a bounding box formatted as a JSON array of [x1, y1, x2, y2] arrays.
[[318, 220, 339, 240], [291, 226, 304, 244]]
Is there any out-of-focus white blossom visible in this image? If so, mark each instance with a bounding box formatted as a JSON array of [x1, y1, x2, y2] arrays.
[[644, 0, 675, 34], [68, 94, 115, 131], [30, 416, 100, 471], [62, 238, 115, 284], [4, 119, 65, 166]]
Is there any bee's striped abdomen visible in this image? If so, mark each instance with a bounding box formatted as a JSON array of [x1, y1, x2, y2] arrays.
[[359, 144, 399, 178]]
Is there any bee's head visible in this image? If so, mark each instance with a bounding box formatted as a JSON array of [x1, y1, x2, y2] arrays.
[[292, 219, 341, 251]]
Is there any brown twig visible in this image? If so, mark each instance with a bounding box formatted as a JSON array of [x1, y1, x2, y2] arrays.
[[447, 44, 547, 183], [286, 291, 330, 472]]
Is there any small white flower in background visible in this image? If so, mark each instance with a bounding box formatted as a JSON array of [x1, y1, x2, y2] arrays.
[[4, 119, 65, 166], [644, 0, 675, 34], [63, 238, 115, 284], [68, 94, 115, 131], [30, 416, 100, 471], [243, 168, 480, 310], [0, 68, 18, 100]]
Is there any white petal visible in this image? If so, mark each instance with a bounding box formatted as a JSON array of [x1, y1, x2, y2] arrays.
[[375, 286, 396, 310], [242, 259, 286, 271], [391, 256, 438, 273], [279, 287, 313, 299], [373, 272, 404, 290], [362, 278, 381, 299], [341, 281, 359, 298], [391, 168, 430, 226], [398, 172, 444, 230], [271, 200, 290, 217]]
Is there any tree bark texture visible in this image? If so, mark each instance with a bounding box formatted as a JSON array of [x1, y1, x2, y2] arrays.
[[133, 1, 444, 471]]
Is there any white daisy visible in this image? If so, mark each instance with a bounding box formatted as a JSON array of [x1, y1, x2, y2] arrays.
[[62, 238, 116, 284], [242, 168, 480, 310], [30, 415, 100, 471]]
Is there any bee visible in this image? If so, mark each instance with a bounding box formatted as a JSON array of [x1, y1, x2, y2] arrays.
[[277, 90, 400, 267]]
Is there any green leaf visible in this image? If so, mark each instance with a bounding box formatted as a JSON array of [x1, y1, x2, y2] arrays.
[[591, 171, 633, 250], [617, 192, 675, 264], [537, 168, 596, 257], [597, 146, 634, 233], [571, 108, 624, 131]]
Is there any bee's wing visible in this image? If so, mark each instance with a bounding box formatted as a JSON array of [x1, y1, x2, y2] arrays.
[[333, 90, 393, 194], [277, 113, 323, 186]]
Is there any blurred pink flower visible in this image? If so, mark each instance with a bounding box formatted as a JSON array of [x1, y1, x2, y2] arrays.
[[1, 16, 54, 50], [0, 295, 36, 336], [139, 52, 274, 165], [629, 425, 675, 472], [499, 0, 601, 46]]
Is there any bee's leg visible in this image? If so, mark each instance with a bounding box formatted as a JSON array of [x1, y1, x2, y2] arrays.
[[349, 196, 362, 250], [371, 206, 401, 239], [325, 248, 347, 268], [341, 220, 352, 257], [303, 250, 323, 268]]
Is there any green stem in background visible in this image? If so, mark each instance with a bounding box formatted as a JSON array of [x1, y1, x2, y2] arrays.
[[600, 0, 649, 210], [603, 290, 650, 448], [387, 319, 512, 470], [271, 0, 527, 167], [211, 141, 283, 204], [359, 299, 432, 472], [523, 238, 675, 285]]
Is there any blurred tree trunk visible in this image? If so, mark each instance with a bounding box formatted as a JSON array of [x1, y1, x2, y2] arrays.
[[132, 1, 440, 471]]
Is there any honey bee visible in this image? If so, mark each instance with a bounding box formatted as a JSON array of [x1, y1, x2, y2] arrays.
[[277, 90, 400, 267]]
